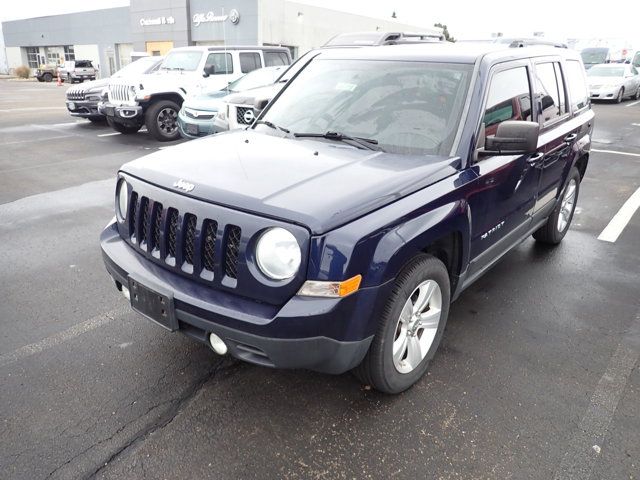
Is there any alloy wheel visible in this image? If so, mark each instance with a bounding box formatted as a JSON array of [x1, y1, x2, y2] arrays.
[[557, 178, 577, 232], [157, 107, 178, 136], [392, 279, 442, 374]]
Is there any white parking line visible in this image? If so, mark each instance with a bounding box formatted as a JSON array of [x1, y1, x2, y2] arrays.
[[0, 106, 66, 113], [0, 307, 127, 369], [625, 100, 640, 107], [591, 148, 640, 158], [98, 132, 121, 137], [598, 187, 640, 242], [632, 123, 640, 127]]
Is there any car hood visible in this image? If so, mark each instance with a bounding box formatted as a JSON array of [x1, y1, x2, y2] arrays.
[[183, 91, 227, 111], [225, 84, 283, 106], [120, 130, 460, 234], [588, 76, 623, 86], [67, 78, 109, 93]]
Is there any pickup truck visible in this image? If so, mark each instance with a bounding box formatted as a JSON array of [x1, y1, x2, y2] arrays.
[[60, 60, 98, 83], [100, 44, 593, 393]]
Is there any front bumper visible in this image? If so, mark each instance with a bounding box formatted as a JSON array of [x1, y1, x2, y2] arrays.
[[99, 101, 144, 125], [589, 85, 620, 100], [177, 109, 221, 139], [66, 99, 102, 118], [100, 221, 378, 374]]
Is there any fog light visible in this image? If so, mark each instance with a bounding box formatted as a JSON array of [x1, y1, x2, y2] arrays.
[[209, 333, 228, 355]]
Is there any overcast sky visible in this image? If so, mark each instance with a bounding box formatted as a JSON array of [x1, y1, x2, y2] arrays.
[[1, 0, 638, 46]]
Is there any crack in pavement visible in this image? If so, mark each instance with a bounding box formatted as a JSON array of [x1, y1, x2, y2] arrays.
[[81, 357, 234, 479]]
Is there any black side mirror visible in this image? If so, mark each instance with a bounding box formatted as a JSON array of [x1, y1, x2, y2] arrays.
[[253, 97, 270, 111], [203, 65, 216, 78], [541, 95, 555, 111], [483, 121, 539, 155]]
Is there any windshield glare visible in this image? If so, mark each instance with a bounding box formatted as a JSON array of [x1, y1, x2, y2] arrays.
[[587, 66, 624, 77], [113, 57, 159, 77], [261, 59, 473, 156], [161, 51, 202, 71], [581, 49, 608, 64], [228, 67, 281, 92]]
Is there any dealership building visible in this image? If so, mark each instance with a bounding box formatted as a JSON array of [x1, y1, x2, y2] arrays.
[[1, 0, 438, 77]]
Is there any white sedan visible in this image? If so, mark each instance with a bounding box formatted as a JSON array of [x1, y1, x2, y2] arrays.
[[587, 63, 640, 103]]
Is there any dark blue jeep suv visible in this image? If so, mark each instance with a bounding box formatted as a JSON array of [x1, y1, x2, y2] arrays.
[[101, 44, 593, 393]]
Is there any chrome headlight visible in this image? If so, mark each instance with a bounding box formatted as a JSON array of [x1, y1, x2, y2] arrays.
[[117, 180, 129, 221], [255, 228, 301, 280]]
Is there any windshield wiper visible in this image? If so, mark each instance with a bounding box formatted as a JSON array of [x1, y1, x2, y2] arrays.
[[293, 131, 383, 151], [255, 120, 291, 136]]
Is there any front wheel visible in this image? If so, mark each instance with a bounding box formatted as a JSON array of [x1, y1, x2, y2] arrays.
[[533, 167, 580, 244], [615, 88, 624, 103], [43, 73, 53, 83], [145, 100, 181, 141], [353, 255, 450, 394], [634, 86, 640, 100]]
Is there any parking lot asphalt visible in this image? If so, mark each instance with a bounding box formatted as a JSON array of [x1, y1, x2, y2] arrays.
[[0, 80, 638, 480]]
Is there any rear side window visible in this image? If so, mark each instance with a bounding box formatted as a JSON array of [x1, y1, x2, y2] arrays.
[[76, 60, 93, 68], [239, 52, 262, 73], [264, 52, 289, 67], [564, 60, 589, 111], [205, 53, 233, 75], [483, 66, 532, 136], [535, 62, 568, 124]]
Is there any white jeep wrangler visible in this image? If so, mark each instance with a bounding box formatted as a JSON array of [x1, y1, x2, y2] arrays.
[[99, 46, 291, 141]]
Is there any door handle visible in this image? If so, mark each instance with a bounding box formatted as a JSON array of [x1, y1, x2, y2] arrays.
[[564, 133, 577, 143], [526, 152, 544, 165]]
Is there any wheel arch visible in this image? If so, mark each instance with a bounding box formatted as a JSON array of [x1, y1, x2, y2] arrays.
[[366, 201, 470, 292], [142, 92, 185, 109]]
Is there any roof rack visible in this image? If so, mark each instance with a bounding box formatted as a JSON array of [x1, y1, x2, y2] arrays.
[[324, 31, 445, 47]]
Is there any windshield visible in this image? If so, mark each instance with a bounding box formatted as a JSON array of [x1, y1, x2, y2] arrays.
[[113, 57, 161, 78], [581, 48, 608, 64], [587, 66, 624, 77], [260, 59, 473, 156], [161, 51, 202, 71], [228, 67, 282, 92]]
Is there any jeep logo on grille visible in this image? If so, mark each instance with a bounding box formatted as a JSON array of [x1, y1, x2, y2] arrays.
[[173, 179, 195, 192], [243, 109, 255, 124]]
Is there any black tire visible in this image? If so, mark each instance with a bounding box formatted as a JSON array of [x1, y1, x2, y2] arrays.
[[615, 88, 624, 103], [37, 77, 44, 83], [106, 117, 141, 134], [635, 87, 640, 100], [353, 254, 451, 394], [145, 100, 181, 141], [533, 167, 581, 244], [43, 73, 53, 83]]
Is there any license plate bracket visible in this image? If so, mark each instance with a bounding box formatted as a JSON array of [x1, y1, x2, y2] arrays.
[[128, 276, 178, 331], [186, 123, 199, 135], [104, 106, 115, 117]]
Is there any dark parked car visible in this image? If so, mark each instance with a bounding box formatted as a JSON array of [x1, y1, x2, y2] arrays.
[[101, 44, 593, 393]]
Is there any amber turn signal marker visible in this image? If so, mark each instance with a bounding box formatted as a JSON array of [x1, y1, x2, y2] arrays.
[[297, 274, 363, 298], [338, 274, 362, 297]]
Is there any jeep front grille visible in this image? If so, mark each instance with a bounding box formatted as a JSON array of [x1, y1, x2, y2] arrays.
[[202, 220, 218, 272], [127, 192, 241, 281], [224, 226, 241, 278], [66, 89, 86, 101], [109, 84, 130, 103]]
